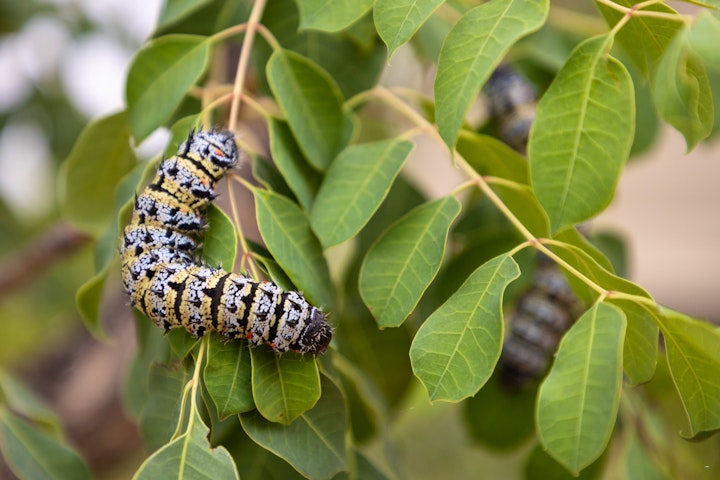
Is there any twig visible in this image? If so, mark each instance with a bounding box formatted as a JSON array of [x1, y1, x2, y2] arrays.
[[0, 221, 91, 300]]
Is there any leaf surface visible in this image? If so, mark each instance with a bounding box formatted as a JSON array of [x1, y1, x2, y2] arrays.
[[133, 409, 239, 480], [60, 112, 136, 236], [126, 35, 211, 142], [374, 0, 445, 57], [296, 0, 373, 32], [311, 138, 413, 248], [529, 34, 634, 232], [657, 309, 720, 439], [359, 196, 461, 328], [267, 50, 345, 171], [0, 410, 91, 480], [653, 27, 713, 150], [536, 303, 626, 474], [250, 347, 321, 425], [434, 0, 548, 147], [241, 376, 347, 480], [204, 336, 254, 419], [410, 254, 520, 402], [254, 189, 335, 309]]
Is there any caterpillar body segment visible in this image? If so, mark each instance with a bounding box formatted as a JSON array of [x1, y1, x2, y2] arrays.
[[120, 129, 332, 355]]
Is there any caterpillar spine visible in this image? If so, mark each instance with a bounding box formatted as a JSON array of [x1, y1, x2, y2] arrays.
[[120, 129, 332, 354]]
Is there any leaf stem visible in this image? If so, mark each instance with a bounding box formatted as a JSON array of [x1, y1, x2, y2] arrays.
[[595, 0, 690, 24], [170, 380, 193, 441], [227, 173, 260, 279], [605, 290, 659, 310], [228, 0, 268, 132], [537, 238, 608, 297], [355, 88, 629, 301], [176, 337, 208, 479], [347, 87, 441, 140]]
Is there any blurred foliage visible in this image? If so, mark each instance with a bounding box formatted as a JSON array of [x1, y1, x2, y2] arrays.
[[1, 1, 720, 479]]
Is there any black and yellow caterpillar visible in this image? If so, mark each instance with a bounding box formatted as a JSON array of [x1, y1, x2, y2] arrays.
[[120, 129, 331, 354]]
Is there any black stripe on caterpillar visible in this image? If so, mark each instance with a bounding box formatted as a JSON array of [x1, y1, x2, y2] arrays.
[[120, 129, 332, 354], [498, 257, 582, 390], [484, 64, 537, 154]]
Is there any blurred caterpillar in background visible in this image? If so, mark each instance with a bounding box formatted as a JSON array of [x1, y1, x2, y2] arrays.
[[484, 64, 537, 154], [120, 129, 332, 354], [498, 256, 583, 390], [484, 65, 584, 389]]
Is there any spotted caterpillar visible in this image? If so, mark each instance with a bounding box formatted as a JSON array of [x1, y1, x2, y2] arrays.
[[120, 129, 332, 354]]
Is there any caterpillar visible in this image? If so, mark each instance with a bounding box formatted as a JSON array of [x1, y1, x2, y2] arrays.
[[120, 129, 332, 354], [498, 256, 582, 390], [484, 64, 537, 154]]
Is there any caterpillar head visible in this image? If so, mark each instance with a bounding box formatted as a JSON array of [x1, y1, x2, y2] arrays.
[[181, 129, 239, 172], [298, 307, 332, 355]]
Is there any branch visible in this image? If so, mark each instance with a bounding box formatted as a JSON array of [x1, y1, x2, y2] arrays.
[[0, 221, 91, 299]]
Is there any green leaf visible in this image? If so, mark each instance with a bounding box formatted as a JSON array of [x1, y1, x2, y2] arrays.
[[542, 239, 659, 386], [296, 0, 372, 32], [124, 312, 173, 419], [60, 111, 136, 236], [0, 374, 59, 432], [410, 254, 520, 402], [225, 431, 305, 479], [133, 409, 239, 480], [456, 131, 529, 184], [332, 353, 386, 444], [359, 196, 461, 328], [253, 156, 297, 202], [0, 410, 91, 480], [687, 12, 720, 70], [613, 300, 659, 386], [528, 34, 634, 233], [166, 329, 200, 359], [140, 362, 192, 452], [464, 373, 536, 450], [157, 0, 214, 29], [204, 335, 254, 419], [164, 115, 200, 158], [260, 0, 386, 98], [253, 189, 335, 309], [492, 182, 549, 238], [267, 50, 345, 171], [250, 347, 321, 424], [75, 262, 112, 340], [653, 27, 713, 150], [198, 204, 236, 270], [656, 309, 720, 439], [544, 239, 650, 306], [434, 0, 548, 148], [126, 34, 211, 142], [268, 118, 322, 212], [524, 442, 606, 480], [536, 302, 626, 475], [311, 139, 414, 248], [597, 1, 681, 78], [241, 376, 347, 480], [374, 0, 444, 58], [554, 228, 615, 273], [621, 429, 669, 480]]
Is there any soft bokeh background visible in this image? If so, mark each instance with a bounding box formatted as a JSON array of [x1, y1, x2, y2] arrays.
[[2, 0, 717, 323], [0, 0, 718, 477]]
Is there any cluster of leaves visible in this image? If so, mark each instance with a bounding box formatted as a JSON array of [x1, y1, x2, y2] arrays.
[[4, 0, 720, 479]]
